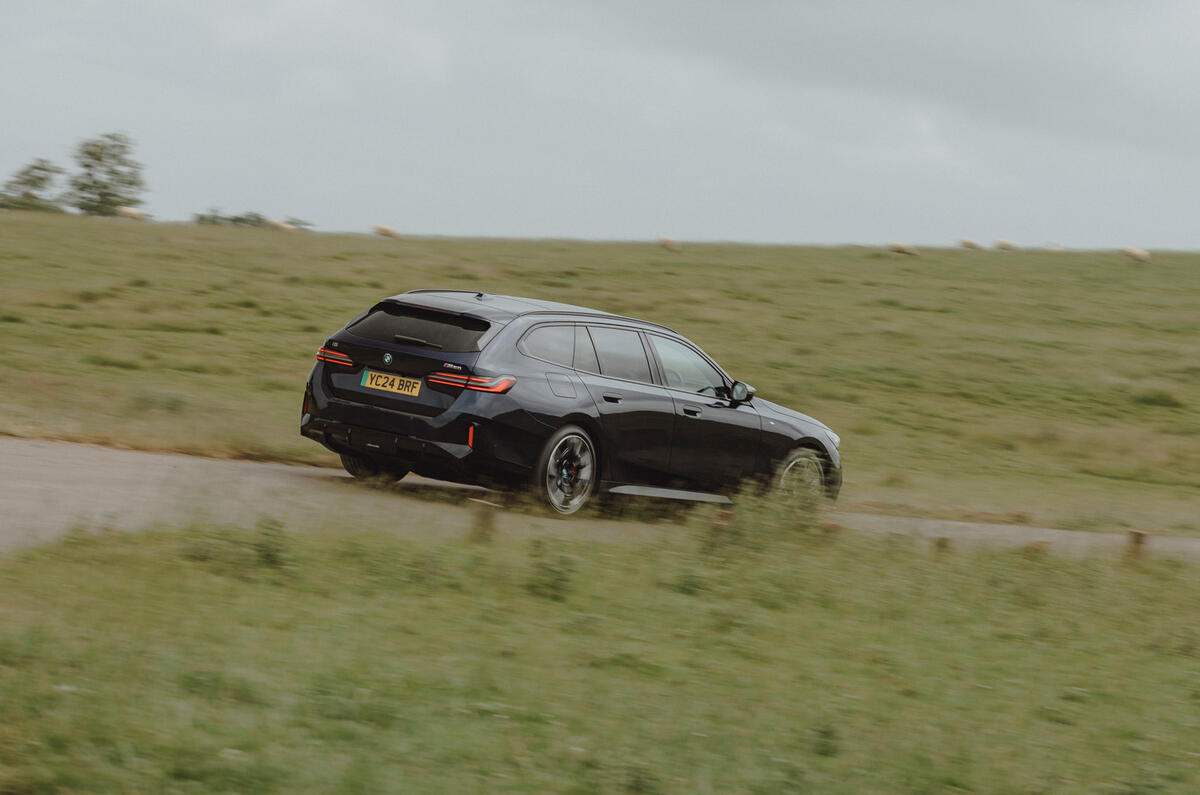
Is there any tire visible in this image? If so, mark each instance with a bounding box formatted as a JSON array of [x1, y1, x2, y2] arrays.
[[776, 448, 825, 502], [533, 425, 598, 515], [340, 452, 379, 478], [339, 452, 409, 481]]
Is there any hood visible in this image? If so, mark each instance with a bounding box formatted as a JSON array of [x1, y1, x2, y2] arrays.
[[755, 397, 834, 435]]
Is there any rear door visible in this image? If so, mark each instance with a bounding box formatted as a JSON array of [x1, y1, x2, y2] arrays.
[[574, 325, 675, 486], [646, 334, 762, 489]]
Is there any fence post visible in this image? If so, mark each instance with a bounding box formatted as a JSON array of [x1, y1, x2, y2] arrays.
[[1126, 530, 1147, 558], [468, 498, 500, 543]]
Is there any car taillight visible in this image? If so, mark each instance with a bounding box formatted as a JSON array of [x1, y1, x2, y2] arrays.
[[427, 372, 516, 393], [316, 347, 354, 366]]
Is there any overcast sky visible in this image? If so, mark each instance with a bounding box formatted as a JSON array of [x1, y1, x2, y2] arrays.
[[3, 1, 1199, 247]]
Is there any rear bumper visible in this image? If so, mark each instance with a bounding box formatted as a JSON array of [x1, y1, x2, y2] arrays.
[[301, 370, 549, 484], [302, 413, 469, 468]]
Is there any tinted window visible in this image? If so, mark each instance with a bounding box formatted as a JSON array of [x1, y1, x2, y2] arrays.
[[588, 326, 652, 383], [521, 325, 574, 366], [649, 335, 726, 396], [573, 326, 599, 373], [347, 304, 490, 352]]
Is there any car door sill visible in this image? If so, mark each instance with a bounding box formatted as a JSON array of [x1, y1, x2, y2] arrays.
[[606, 485, 731, 503]]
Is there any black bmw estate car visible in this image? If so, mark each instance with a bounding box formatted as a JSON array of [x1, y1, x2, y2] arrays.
[[301, 289, 841, 514]]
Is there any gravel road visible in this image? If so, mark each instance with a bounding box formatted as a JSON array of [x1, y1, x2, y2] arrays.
[[1, 437, 1194, 558]]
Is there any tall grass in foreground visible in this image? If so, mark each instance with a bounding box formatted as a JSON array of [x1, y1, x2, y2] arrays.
[[2, 500, 1198, 793]]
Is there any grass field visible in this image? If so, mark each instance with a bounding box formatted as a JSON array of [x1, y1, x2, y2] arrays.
[[1, 211, 1198, 531], [3, 504, 1199, 792]]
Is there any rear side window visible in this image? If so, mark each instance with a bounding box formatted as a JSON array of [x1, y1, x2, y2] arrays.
[[588, 326, 653, 383], [346, 304, 490, 352], [573, 326, 599, 373], [520, 325, 574, 366]]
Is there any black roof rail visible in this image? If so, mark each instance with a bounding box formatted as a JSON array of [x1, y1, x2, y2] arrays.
[[517, 310, 679, 334]]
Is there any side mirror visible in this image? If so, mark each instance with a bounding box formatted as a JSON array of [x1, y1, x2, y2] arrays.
[[729, 381, 755, 402]]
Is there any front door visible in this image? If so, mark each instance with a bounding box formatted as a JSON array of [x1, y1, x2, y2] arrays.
[[646, 334, 762, 489]]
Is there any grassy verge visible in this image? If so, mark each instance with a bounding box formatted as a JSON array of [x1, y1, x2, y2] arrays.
[[2, 502, 1199, 792], [1, 212, 1198, 531]]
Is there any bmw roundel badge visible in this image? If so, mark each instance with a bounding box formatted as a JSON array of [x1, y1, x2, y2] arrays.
[[382, 352, 393, 365]]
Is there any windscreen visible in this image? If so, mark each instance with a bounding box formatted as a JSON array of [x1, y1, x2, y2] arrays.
[[346, 303, 491, 352]]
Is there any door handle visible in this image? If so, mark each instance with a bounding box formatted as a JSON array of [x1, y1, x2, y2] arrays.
[[602, 392, 623, 404], [682, 405, 702, 417]]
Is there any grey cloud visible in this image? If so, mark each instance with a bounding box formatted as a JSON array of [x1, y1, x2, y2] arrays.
[[1, 1, 1197, 247]]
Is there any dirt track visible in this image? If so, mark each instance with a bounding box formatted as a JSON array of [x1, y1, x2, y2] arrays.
[[2, 437, 1196, 559]]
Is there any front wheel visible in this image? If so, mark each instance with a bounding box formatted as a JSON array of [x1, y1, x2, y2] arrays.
[[533, 425, 597, 515], [777, 448, 825, 503]]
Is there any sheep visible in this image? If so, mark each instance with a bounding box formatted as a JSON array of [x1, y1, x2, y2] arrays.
[[994, 239, 1017, 251], [658, 236, 682, 252], [265, 219, 296, 232], [886, 242, 919, 256], [1120, 246, 1151, 263], [1047, 244, 1067, 252], [114, 206, 145, 221], [373, 225, 399, 238], [958, 238, 981, 250]]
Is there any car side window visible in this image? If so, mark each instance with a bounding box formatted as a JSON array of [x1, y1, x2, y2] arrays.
[[648, 335, 727, 396], [587, 326, 653, 383], [520, 325, 574, 367], [573, 325, 600, 373]]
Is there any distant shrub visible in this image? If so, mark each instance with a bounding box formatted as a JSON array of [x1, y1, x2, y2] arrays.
[[131, 391, 187, 413], [83, 353, 142, 370], [0, 195, 66, 213], [1131, 389, 1185, 408]]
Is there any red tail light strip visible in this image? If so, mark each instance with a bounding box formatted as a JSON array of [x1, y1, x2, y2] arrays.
[[316, 347, 354, 366], [428, 372, 516, 393], [465, 377, 516, 393]]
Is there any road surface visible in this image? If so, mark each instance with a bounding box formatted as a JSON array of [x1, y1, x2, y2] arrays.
[[1, 437, 1195, 558]]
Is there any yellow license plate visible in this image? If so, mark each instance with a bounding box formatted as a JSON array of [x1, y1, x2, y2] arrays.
[[360, 369, 422, 397]]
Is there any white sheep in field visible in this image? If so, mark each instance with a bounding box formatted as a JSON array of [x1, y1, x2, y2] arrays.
[[373, 225, 399, 238], [265, 219, 296, 232], [658, 236, 681, 252], [115, 206, 145, 221], [994, 239, 1017, 251], [958, 238, 980, 250], [1047, 244, 1067, 252], [886, 242, 919, 256], [1120, 246, 1151, 263]]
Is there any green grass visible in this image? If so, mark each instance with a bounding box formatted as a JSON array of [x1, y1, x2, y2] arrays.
[[3, 506, 1200, 792], [1, 212, 1198, 531]]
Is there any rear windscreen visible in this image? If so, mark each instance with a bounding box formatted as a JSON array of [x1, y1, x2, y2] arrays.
[[346, 304, 491, 352]]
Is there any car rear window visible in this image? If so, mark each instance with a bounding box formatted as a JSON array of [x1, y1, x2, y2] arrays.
[[346, 304, 490, 352], [520, 325, 574, 366]]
